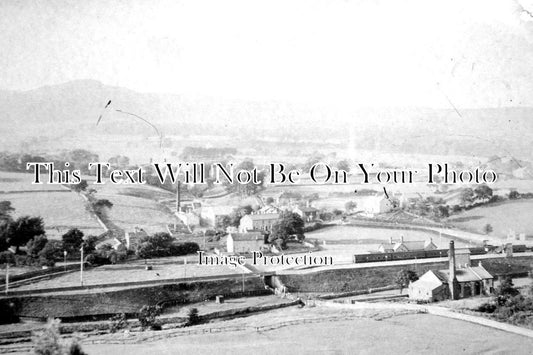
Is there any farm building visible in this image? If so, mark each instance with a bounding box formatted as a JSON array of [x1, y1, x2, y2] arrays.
[[124, 228, 148, 250], [200, 206, 234, 227], [409, 241, 494, 302], [257, 204, 282, 214], [239, 213, 280, 232], [378, 236, 437, 253], [293, 206, 319, 222], [357, 194, 393, 215], [226, 232, 267, 254]]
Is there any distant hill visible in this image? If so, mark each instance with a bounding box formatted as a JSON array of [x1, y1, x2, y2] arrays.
[[1, 80, 533, 160]]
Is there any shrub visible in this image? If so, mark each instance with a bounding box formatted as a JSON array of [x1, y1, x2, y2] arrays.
[[138, 305, 161, 330], [33, 318, 87, 355], [0, 251, 15, 266], [186, 308, 200, 326], [109, 313, 127, 333]]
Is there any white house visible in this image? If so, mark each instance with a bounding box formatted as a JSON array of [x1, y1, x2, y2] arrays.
[[239, 213, 280, 232], [200, 206, 234, 227], [357, 194, 393, 215], [226, 232, 266, 254]]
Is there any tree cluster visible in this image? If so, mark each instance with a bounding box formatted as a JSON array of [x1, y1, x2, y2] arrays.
[[135, 232, 199, 259]]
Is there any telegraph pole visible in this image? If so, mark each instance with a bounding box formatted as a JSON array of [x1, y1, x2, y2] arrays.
[[5, 263, 9, 295], [80, 246, 84, 286], [63, 250, 67, 272]]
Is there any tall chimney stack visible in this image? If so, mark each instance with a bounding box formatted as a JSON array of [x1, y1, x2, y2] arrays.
[[176, 181, 181, 212], [448, 240, 459, 300]]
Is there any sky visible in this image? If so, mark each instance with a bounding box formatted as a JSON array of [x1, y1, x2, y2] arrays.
[[1, 0, 533, 109]]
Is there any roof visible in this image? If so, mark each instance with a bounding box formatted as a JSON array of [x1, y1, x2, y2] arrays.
[[203, 206, 234, 215], [296, 206, 319, 213], [379, 239, 436, 252], [395, 241, 426, 251], [410, 280, 442, 291], [437, 265, 493, 283], [229, 232, 263, 242], [246, 213, 280, 221]]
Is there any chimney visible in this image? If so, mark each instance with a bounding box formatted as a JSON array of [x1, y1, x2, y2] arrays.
[[448, 241, 459, 300], [389, 236, 393, 244], [176, 181, 181, 212], [306, 200, 310, 208], [400, 235, 404, 243]]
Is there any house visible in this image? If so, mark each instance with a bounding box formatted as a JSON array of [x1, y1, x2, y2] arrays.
[[358, 194, 393, 215], [409, 241, 494, 302], [226, 232, 267, 254], [257, 204, 282, 214], [175, 211, 200, 227], [239, 213, 280, 232], [378, 236, 437, 253], [124, 228, 148, 250], [293, 206, 319, 222], [200, 206, 234, 227]]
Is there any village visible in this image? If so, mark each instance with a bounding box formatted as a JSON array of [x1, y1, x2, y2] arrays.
[[2, 150, 533, 354]]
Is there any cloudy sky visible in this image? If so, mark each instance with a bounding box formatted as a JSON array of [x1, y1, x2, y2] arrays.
[[1, 0, 533, 109]]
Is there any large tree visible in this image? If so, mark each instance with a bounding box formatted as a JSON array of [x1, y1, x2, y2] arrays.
[[474, 185, 493, 201], [5, 216, 45, 253], [223, 160, 265, 196], [62, 228, 84, 255], [395, 269, 419, 294], [268, 212, 305, 249], [0, 201, 14, 222]]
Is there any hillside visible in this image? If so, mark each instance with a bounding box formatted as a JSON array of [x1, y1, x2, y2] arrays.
[[1, 80, 533, 161]]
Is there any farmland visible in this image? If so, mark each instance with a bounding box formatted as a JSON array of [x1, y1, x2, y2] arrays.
[[306, 225, 470, 255], [446, 200, 533, 238], [13, 256, 242, 291], [81, 307, 533, 355], [2, 191, 104, 240]]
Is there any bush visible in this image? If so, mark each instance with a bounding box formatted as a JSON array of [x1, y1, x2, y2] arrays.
[[33, 318, 87, 355], [0, 251, 15, 266], [185, 308, 200, 326], [38, 240, 63, 267], [109, 313, 127, 333], [138, 305, 161, 330]]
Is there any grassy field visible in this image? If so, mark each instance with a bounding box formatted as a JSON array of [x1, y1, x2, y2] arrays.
[[81, 307, 533, 355], [3, 191, 104, 239], [14, 256, 241, 291], [446, 200, 533, 238], [0, 171, 67, 192], [306, 225, 470, 255]]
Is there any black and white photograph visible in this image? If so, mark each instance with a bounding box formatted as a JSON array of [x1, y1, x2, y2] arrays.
[[1, 1, 533, 354]]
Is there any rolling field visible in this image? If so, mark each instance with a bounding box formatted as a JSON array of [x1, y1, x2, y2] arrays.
[[306, 225, 469, 255], [3, 191, 104, 239], [14, 256, 241, 291], [81, 307, 533, 355], [95, 192, 176, 234], [446, 200, 533, 238], [0, 171, 67, 192]]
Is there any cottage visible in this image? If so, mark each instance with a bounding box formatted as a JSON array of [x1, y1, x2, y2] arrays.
[[124, 228, 148, 250], [358, 194, 393, 215], [239, 213, 280, 232], [293, 206, 319, 222], [200, 206, 234, 227], [409, 241, 494, 302], [226, 232, 267, 254]]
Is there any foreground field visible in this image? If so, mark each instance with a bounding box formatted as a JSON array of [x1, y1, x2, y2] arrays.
[[447, 200, 533, 238], [80, 307, 533, 355]]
